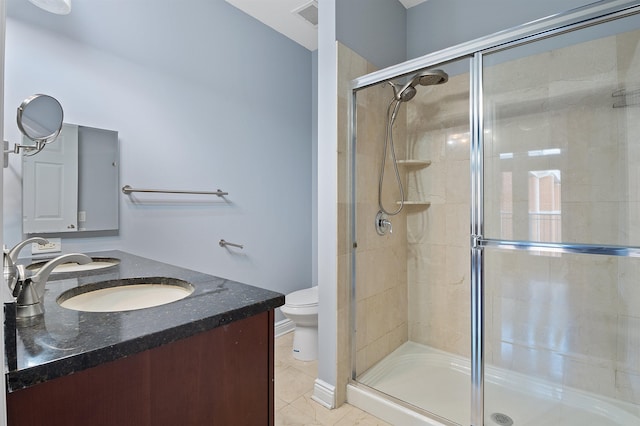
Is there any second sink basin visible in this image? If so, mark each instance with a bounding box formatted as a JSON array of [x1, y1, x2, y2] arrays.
[[57, 277, 194, 312], [27, 257, 120, 274]]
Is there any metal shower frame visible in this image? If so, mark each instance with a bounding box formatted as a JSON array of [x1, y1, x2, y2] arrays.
[[348, 1, 640, 425]]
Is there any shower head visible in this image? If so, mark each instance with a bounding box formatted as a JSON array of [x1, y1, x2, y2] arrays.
[[389, 82, 417, 102], [390, 69, 449, 102], [414, 69, 449, 86]]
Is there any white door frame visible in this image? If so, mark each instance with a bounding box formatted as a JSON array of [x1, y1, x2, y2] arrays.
[[1, 0, 8, 423]]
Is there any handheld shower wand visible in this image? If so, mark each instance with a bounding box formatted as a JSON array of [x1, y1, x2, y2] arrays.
[[376, 69, 449, 235]]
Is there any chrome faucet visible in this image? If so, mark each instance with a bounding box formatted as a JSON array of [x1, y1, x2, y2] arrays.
[[4, 237, 49, 299], [10, 253, 92, 320], [6, 237, 49, 263]]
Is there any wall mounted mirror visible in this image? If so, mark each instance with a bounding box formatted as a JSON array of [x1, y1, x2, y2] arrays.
[[22, 124, 119, 234], [4, 94, 65, 167]]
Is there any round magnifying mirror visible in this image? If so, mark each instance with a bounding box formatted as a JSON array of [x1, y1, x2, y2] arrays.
[[16, 94, 64, 145]]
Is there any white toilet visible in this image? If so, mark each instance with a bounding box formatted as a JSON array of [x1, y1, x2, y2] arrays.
[[280, 286, 318, 361]]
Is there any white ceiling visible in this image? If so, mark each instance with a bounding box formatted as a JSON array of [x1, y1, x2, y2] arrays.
[[224, 0, 428, 51]]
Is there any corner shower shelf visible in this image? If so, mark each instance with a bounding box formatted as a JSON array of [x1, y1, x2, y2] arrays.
[[396, 201, 431, 206], [397, 159, 432, 167], [394, 160, 431, 209]]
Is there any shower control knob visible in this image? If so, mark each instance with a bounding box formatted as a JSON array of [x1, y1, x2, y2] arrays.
[[375, 211, 393, 236], [382, 219, 393, 234]]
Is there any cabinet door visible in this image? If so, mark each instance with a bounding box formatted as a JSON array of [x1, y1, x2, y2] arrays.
[[150, 311, 274, 425], [22, 123, 78, 233]]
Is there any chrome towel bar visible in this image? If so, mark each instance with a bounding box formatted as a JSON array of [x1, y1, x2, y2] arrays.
[[122, 185, 228, 196], [219, 239, 243, 249]]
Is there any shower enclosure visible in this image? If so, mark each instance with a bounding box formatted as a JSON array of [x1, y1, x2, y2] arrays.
[[344, 2, 640, 425]]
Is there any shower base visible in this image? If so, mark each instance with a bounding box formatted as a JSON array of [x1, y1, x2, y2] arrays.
[[348, 342, 639, 426]]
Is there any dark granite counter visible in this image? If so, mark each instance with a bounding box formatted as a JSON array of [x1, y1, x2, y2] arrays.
[[4, 250, 284, 392]]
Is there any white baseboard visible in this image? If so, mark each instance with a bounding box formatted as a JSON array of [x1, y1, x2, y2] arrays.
[[275, 318, 295, 337], [312, 379, 335, 409]]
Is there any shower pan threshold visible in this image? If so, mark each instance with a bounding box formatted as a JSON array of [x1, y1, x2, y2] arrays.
[[348, 342, 639, 426]]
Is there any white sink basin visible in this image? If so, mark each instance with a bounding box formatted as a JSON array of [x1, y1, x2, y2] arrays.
[[28, 257, 120, 274], [57, 278, 194, 312]]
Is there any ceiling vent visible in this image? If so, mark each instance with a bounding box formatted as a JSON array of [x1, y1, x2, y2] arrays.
[[292, 1, 318, 27]]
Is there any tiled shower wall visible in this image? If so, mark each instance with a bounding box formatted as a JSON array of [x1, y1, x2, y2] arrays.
[[405, 69, 471, 356]]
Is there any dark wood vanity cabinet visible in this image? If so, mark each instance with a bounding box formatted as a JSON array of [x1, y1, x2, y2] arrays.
[[7, 310, 275, 426]]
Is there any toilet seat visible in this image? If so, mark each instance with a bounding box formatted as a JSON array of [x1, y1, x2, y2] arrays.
[[285, 286, 318, 308]]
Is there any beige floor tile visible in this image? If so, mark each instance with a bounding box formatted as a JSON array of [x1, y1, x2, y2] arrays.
[[333, 407, 393, 426], [289, 391, 355, 425], [290, 359, 318, 379], [276, 333, 296, 367], [276, 404, 323, 426], [275, 396, 289, 412], [275, 332, 390, 426], [276, 365, 317, 403]]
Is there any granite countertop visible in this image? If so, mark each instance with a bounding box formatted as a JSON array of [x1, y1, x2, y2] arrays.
[[4, 250, 284, 392]]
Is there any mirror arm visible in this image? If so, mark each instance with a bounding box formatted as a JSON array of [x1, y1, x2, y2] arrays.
[[3, 140, 46, 168], [11, 141, 45, 154], [20, 141, 47, 156]]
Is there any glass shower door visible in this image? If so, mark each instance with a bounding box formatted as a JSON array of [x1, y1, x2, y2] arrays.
[[482, 12, 640, 425]]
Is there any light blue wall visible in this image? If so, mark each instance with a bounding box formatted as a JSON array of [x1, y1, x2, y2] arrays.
[[336, 0, 407, 69], [407, 0, 595, 58], [4, 0, 313, 314], [333, 0, 606, 70]]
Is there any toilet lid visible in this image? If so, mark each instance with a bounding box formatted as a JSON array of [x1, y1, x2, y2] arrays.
[[286, 286, 318, 307]]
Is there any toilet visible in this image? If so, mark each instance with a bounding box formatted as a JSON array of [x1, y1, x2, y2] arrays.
[[280, 286, 318, 361]]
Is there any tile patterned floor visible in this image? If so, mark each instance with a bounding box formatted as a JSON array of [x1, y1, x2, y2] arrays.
[[275, 332, 391, 426]]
